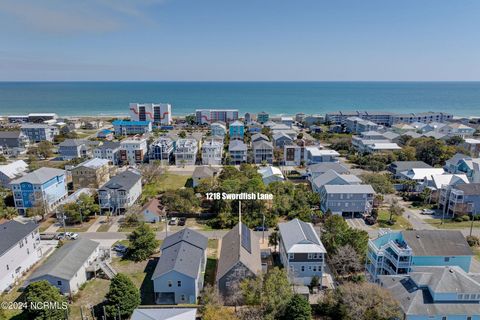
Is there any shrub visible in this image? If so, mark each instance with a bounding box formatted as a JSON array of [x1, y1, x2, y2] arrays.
[[466, 235, 480, 247]]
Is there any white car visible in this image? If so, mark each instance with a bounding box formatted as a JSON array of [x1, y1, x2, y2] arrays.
[[421, 209, 434, 215], [66, 232, 79, 240], [168, 217, 178, 225]]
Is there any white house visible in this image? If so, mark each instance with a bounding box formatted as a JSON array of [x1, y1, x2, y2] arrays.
[[258, 166, 285, 185], [120, 137, 148, 165], [0, 221, 42, 293], [0, 160, 28, 187], [175, 139, 198, 166], [201, 139, 223, 165]]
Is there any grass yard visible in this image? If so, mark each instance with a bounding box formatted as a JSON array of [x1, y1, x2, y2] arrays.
[[204, 239, 219, 287], [63, 217, 98, 232], [38, 217, 56, 232], [118, 222, 164, 233], [141, 174, 189, 202], [96, 221, 112, 232], [425, 218, 480, 229], [376, 210, 413, 230], [69, 278, 110, 320], [0, 288, 24, 319]]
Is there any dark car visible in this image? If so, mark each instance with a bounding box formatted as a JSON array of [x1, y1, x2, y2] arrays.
[[178, 217, 186, 226], [254, 226, 268, 231], [364, 216, 376, 225]]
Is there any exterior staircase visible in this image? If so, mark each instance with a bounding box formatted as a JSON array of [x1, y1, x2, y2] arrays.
[[99, 261, 117, 279]]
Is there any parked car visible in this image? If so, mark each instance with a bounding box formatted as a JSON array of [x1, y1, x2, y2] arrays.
[[254, 226, 268, 231], [112, 244, 128, 254], [66, 232, 79, 240], [56, 232, 65, 240], [178, 217, 186, 226], [364, 216, 376, 225], [168, 217, 178, 225], [421, 209, 434, 215], [40, 233, 56, 240]]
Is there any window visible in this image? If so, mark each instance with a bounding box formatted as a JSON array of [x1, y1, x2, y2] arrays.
[[168, 281, 172, 287], [444, 257, 450, 262], [181, 295, 186, 301], [313, 266, 317, 272], [441, 317, 447, 320], [458, 294, 463, 300], [177, 281, 182, 287], [6, 265, 9, 271], [288, 253, 294, 260], [57, 281, 62, 286], [301, 266, 305, 272]]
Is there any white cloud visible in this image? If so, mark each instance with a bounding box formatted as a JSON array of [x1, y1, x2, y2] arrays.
[[0, 0, 166, 34]]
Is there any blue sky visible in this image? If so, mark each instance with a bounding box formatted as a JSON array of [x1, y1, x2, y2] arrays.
[[0, 0, 479, 81]]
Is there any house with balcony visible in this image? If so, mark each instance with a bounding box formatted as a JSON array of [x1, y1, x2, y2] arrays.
[[152, 229, 208, 304], [202, 139, 223, 165], [229, 120, 244, 140], [120, 137, 148, 165], [98, 170, 142, 214], [0, 131, 29, 156], [311, 170, 361, 194], [0, 221, 42, 293], [27, 238, 114, 295], [319, 184, 375, 217], [10, 167, 68, 214], [58, 139, 97, 160], [93, 141, 121, 165], [253, 140, 274, 164], [149, 137, 175, 164], [273, 132, 293, 148], [443, 183, 480, 217], [379, 266, 480, 320], [366, 230, 473, 282], [112, 120, 152, 136], [284, 144, 303, 166], [71, 158, 111, 190], [210, 122, 227, 137], [425, 173, 469, 204], [438, 123, 476, 138], [20, 123, 58, 143], [346, 117, 380, 133], [305, 147, 339, 164], [228, 140, 248, 164], [246, 121, 262, 134], [278, 219, 326, 286], [251, 133, 269, 144], [174, 139, 198, 166], [388, 161, 432, 179], [445, 153, 471, 174], [257, 111, 269, 124]]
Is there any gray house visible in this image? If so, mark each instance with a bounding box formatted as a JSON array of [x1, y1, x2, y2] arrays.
[[228, 140, 248, 164], [320, 184, 376, 217], [307, 162, 349, 181], [216, 223, 262, 300], [388, 161, 432, 179], [311, 170, 361, 193], [278, 219, 326, 286], [58, 139, 95, 160], [272, 132, 293, 148], [0, 131, 29, 155], [26, 238, 109, 295], [253, 140, 274, 164], [152, 228, 208, 304]]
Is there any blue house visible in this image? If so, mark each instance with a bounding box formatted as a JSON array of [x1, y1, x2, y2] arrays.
[[112, 120, 152, 136], [152, 228, 208, 304], [379, 266, 480, 320], [229, 120, 245, 140], [10, 167, 68, 214], [366, 230, 473, 282]]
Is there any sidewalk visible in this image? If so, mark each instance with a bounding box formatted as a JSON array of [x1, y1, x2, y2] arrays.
[[86, 215, 108, 232], [44, 222, 61, 233], [107, 216, 121, 232]]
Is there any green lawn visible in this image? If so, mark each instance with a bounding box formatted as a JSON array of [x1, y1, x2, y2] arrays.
[[118, 222, 164, 233], [425, 218, 480, 229], [141, 174, 189, 202], [96, 222, 112, 232], [376, 210, 413, 230], [62, 217, 97, 232], [204, 258, 217, 287]]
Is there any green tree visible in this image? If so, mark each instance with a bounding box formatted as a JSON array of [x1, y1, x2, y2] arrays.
[[268, 230, 279, 252], [360, 173, 395, 194], [185, 114, 196, 125], [283, 294, 312, 320], [388, 198, 405, 224], [127, 223, 159, 261], [321, 215, 368, 257], [37, 141, 54, 159], [23, 280, 69, 320], [179, 130, 187, 138], [0, 206, 18, 220], [105, 273, 140, 319]]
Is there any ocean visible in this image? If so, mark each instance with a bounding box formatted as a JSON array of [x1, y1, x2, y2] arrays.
[[0, 81, 479, 117]]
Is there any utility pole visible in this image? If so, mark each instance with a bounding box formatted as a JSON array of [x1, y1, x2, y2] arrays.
[[262, 212, 265, 243], [470, 203, 475, 237]]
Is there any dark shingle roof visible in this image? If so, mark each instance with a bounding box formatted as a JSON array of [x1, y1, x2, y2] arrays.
[[0, 131, 22, 139], [216, 223, 262, 281], [402, 230, 473, 257], [161, 228, 208, 251], [308, 162, 349, 174], [152, 241, 203, 279], [453, 183, 480, 195], [0, 221, 38, 256], [100, 170, 141, 191], [390, 161, 432, 173]]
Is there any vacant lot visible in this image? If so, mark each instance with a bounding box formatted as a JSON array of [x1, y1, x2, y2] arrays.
[[376, 210, 413, 230]]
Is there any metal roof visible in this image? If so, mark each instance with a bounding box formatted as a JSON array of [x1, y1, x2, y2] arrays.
[[0, 220, 38, 256], [10, 167, 65, 185], [278, 219, 326, 254]]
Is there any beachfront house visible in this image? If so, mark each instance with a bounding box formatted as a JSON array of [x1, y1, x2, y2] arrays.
[[20, 123, 58, 143]]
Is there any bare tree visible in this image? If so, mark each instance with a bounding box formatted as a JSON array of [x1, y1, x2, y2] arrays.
[[139, 161, 165, 184], [329, 244, 363, 278]]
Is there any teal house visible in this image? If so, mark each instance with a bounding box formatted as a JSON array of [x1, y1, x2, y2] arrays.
[[366, 230, 473, 282]]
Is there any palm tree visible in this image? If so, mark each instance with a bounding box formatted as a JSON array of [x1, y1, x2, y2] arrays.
[[0, 206, 18, 220]]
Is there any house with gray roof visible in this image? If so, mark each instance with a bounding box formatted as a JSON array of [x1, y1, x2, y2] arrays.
[[0, 131, 29, 155], [388, 161, 432, 178], [272, 132, 293, 148], [152, 228, 208, 304], [93, 141, 121, 165], [311, 169, 361, 193], [307, 162, 349, 181], [253, 140, 274, 164], [379, 266, 480, 320], [251, 133, 269, 143], [27, 238, 103, 294], [320, 184, 375, 217], [58, 139, 96, 160], [192, 166, 221, 187], [0, 221, 41, 293], [278, 219, 326, 286], [444, 183, 480, 216], [131, 308, 197, 320], [0, 160, 28, 187], [98, 169, 142, 214], [217, 223, 262, 300], [228, 140, 248, 164]]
